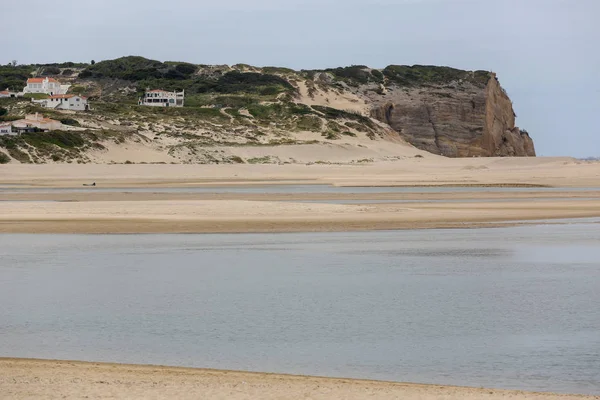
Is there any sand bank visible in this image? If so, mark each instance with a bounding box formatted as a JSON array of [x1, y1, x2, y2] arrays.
[[1, 198, 600, 233], [1, 157, 599, 188]]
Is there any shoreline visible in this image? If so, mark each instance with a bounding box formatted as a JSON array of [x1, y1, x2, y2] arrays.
[[0, 358, 596, 399]]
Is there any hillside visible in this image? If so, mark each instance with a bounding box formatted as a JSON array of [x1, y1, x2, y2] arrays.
[[0, 57, 534, 164]]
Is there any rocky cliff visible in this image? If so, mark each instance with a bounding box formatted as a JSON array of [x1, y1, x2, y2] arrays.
[[368, 70, 535, 157]]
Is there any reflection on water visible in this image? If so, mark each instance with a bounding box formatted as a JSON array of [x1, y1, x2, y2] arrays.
[[1, 223, 599, 395]]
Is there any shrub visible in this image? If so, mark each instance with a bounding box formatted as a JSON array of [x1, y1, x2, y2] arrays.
[[22, 130, 86, 149], [59, 118, 80, 126], [41, 66, 61, 75], [0, 107, 6, 117], [62, 69, 73, 75], [296, 115, 322, 131], [0, 152, 10, 164]]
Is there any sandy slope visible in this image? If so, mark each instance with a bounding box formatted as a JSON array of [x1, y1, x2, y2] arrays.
[[0, 359, 596, 400]]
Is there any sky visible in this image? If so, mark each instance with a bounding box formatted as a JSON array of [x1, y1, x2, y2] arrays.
[[3, 0, 599, 157]]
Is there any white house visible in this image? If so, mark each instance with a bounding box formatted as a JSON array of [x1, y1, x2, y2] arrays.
[[23, 77, 70, 95], [37, 94, 89, 111], [0, 123, 15, 135], [138, 89, 184, 107], [0, 88, 20, 98]]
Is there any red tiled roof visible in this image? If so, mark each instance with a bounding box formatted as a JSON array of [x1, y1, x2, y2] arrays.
[[27, 77, 59, 84], [0, 91, 9, 95]]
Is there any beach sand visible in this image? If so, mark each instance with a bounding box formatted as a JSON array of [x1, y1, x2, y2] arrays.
[[0, 359, 596, 400], [1, 157, 600, 233]]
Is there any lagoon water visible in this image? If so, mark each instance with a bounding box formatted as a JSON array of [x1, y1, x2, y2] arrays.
[[1, 222, 599, 394]]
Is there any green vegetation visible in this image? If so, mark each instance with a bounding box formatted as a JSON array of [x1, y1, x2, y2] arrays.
[[296, 115, 322, 131], [22, 131, 86, 149], [24, 93, 49, 100], [247, 156, 275, 164], [40, 66, 61, 76], [79, 57, 295, 99], [311, 105, 374, 127], [58, 118, 80, 126], [79, 56, 192, 81], [262, 66, 296, 74], [0, 152, 10, 164], [0, 107, 6, 117], [69, 85, 86, 95], [324, 65, 384, 85], [0, 64, 35, 91], [383, 65, 491, 87]]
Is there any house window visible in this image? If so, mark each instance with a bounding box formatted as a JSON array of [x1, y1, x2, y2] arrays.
[[76, 98, 80, 101]]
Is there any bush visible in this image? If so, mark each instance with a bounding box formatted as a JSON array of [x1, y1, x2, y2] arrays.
[[0, 152, 10, 164], [59, 118, 80, 126], [22, 130, 86, 149], [41, 66, 61, 75], [62, 69, 73, 75], [0, 107, 6, 117]]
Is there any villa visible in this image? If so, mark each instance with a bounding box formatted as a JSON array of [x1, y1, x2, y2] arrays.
[[139, 89, 184, 107], [35, 94, 89, 111], [23, 77, 70, 96]]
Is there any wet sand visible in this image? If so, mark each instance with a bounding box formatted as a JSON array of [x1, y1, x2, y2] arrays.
[[0, 359, 596, 400]]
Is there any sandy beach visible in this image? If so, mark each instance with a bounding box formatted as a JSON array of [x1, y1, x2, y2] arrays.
[[1, 359, 596, 400], [1, 157, 600, 233]]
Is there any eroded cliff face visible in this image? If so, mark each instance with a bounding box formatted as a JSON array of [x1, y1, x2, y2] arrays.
[[369, 74, 535, 157]]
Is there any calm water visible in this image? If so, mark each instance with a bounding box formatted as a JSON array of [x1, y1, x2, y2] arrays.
[[1, 224, 599, 394]]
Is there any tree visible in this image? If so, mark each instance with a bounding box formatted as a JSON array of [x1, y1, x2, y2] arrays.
[[91, 60, 96, 65], [10, 60, 17, 67]]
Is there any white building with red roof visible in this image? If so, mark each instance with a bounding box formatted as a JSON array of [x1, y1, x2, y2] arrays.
[[0, 88, 20, 98], [139, 89, 184, 107], [23, 77, 70, 95], [35, 94, 89, 111]]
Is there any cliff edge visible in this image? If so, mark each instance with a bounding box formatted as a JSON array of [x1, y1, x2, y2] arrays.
[[369, 69, 535, 157]]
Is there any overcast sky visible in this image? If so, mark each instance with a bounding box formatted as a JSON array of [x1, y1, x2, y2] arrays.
[[3, 0, 599, 157]]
